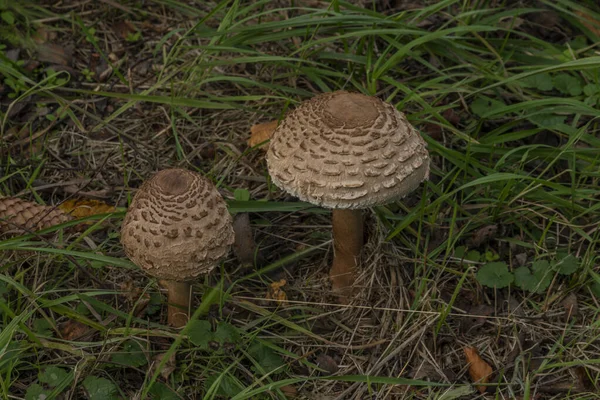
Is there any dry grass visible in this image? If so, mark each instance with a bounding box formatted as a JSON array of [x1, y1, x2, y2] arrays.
[[1, 0, 600, 399]]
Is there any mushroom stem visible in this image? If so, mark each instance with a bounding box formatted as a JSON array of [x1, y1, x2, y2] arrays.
[[330, 209, 363, 301], [163, 280, 191, 328]]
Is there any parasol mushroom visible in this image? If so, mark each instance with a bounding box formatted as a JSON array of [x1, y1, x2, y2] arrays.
[[120, 168, 234, 327], [266, 90, 430, 301]]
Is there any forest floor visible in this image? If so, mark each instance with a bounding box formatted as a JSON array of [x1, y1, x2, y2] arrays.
[[1, 0, 600, 399]]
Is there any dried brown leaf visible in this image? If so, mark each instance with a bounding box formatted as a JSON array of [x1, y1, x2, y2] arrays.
[[248, 120, 278, 150], [574, 366, 596, 391], [59, 320, 92, 341], [280, 384, 298, 398], [265, 279, 287, 304], [561, 293, 578, 322], [36, 43, 72, 66], [576, 10, 600, 36], [233, 213, 256, 265], [469, 224, 498, 247], [58, 198, 116, 219], [442, 108, 460, 126], [112, 20, 137, 39], [315, 353, 339, 374], [152, 352, 177, 380], [120, 279, 142, 303], [464, 346, 493, 393]]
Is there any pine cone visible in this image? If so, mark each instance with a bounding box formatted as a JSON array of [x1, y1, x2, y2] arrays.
[[0, 197, 73, 236]]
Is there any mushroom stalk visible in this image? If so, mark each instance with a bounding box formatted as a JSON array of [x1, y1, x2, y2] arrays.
[[330, 209, 363, 300], [163, 280, 191, 328]]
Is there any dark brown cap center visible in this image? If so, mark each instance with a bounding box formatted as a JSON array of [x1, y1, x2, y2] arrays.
[[325, 92, 379, 128], [154, 169, 193, 196]]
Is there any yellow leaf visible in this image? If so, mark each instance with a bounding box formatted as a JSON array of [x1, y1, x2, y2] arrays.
[[248, 120, 278, 150], [59, 199, 115, 219], [265, 279, 287, 304], [464, 346, 493, 394]]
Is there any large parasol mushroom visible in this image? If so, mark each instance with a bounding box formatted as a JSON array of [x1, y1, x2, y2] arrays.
[[266, 91, 430, 301]]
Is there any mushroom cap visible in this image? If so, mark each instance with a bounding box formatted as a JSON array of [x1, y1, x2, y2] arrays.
[[266, 91, 430, 209], [120, 169, 234, 281]]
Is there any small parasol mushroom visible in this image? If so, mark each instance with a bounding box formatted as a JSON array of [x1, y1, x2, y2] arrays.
[[120, 168, 234, 327], [266, 91, 430, 301]]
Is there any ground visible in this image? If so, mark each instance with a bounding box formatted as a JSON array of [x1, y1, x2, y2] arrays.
[[1, 0, 600, 399]]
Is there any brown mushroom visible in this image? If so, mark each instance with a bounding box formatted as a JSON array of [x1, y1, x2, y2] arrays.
[[266, 91, 430, 301], [120, 168, 234, 327]]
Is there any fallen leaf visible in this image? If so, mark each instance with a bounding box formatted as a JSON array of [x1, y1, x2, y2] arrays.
[[151, 352, 177, 380], [279, 384, 298, 398], [112, 20, 137, 39], [561, 293, 578, 322], [248, 120, 278, 150], [58, 198, 116, 220], [199, 142, 216, 159], [59, 320, 92, 340], [120, 279, 142, 302], [576, 10, 600, 36], [574, 366, 596, 391], [315, 353, 339, 374], [464, 347, 493, 393], [469, 224, 498, 247], [265, 279, 287, 304], [423, 122, 443, 141], [36, 43, 72, 66], [232, 213, 256, 265], [442, 108, 460, 126], [459, 304, 494, 334]]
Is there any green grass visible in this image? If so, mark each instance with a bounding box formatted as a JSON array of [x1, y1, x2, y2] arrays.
[[1, 0, 600, 398]]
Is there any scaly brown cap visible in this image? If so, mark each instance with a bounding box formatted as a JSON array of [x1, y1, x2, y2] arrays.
[[120, 169, 234, 281], [266, 91, 430, 209]]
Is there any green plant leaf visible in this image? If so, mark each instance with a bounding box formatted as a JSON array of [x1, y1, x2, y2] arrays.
[[149, 382, 178, 400], [583, 83, 600, 97], [476, 262, 514, 288], [590, 282, 600, 298], [519, 73, 553, 91], [234, 188, 250, 202], [82, 376, 118, 400], [1, 11, 14, 25], [111, 340, 147, 368], [188, 319, 213, 350], [465, 250, 481, 262], [553, 253, 580, 275], [528, 114, 567, 129], [248, 342, 286, 375], [25, 384, 49, 400], [470, 96, 506, 118], [484, 250, 499, 262], [0, 281, 9, 296], [553, 74, 582, 96], [531, 260, 553, 292], [145, 292, 162, 315], [215, 321, 241, 345], [33, 318, 53, 336], [205, 373, 243, 398], [513, 267, 538, 292], [584, 94, 599, 106], [39, 366, 68, 387], [453, 246, 466, 259]]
